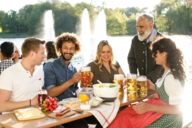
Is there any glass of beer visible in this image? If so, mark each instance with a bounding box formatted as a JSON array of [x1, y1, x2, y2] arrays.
[[38, 90, 48, 107], [126, 74, 138, 101], [80, 66, 92, 88], [114, 74, 124, 100], [137, 75, 148, 98], [114, 74, 124, 89], [126, 74, 137, 88]]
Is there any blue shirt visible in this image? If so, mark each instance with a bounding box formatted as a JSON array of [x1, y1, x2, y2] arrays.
[[43, 57, 78, 101]]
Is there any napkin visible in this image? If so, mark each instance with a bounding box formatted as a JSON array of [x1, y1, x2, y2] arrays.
[[89, 99, 120, 128]]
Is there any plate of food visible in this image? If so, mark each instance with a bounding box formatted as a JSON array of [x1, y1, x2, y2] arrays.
[[59, 98, 80, 110], [47, 106, 75, 119], [90, 96, 104, 107], [14, 107, 45, 121]]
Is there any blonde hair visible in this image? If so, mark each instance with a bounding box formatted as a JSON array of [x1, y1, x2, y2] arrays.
[[95, 40, 117, 71]]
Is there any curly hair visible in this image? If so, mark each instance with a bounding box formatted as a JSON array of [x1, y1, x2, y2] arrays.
[[56, 32, 80, 52], [152, 38, 186, 81]]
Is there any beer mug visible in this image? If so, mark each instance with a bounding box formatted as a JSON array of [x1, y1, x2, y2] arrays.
[[80, 66, 92, 88], [38, 90, 48, 107], [114, 74, 124, 100], [137, 75, 148, 98], [126, 74, 137, 89], [114, 74, 124, 89], [126, 74, 138, 101]]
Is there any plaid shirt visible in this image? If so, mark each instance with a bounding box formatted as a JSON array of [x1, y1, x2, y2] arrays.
[[0, 59, 15, 74]]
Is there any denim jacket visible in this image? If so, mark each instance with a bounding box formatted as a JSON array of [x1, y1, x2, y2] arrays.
[[43, 57, 78, 101]]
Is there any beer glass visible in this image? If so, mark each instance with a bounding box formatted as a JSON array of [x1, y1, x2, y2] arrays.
[[80, 66, 92, 88], [126, 74, 137, 88], [114, 74, 124, 100], [126, 74, 138, 101], [38, 90, 48, 107], [137, 75, 148, 98], [114, 74, 124, 89]]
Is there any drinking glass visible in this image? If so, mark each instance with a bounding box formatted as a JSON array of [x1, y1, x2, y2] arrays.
[[114, 74, 124, 88], [38, 90, 48, 107], [114, 74, 124, 100], [126, 74, 138, 101], [137, 75, 148, 98], [80, 66, 92, 88], [77, 88, 92, 110]]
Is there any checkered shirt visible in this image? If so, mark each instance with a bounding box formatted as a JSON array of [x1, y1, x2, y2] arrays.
[[0, 59, 15, 74]]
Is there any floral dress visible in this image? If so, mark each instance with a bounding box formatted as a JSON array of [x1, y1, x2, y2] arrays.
[[147, 71, 183, 128]]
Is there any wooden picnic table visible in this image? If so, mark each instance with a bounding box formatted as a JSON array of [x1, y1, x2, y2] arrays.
[[0, 89, 155, 128]]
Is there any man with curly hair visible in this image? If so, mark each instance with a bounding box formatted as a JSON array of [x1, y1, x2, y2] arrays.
[[43, 32, 81, 101], [43, 33, 90, 128]]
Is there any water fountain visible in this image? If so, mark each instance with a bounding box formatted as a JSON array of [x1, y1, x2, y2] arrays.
[[79, 8, 92, 66], [93, 9, 107, 40], [92, 9, 107, 59], [41, 10, 55, 41], [72, 8, 108, 69]]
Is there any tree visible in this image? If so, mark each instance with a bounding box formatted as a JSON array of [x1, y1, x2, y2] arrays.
[[106, 9, 128, 35]]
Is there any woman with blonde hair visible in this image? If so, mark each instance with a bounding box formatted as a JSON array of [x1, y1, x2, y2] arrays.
[[88, 40, 124, 84]]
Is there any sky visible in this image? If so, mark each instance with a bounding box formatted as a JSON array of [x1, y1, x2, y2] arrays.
[[0, 0, 161, 12]]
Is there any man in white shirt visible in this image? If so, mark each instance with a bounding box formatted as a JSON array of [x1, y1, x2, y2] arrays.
[[0, 37, 46, 112]]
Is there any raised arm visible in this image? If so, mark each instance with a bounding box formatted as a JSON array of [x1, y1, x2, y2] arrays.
[[46, 72, 80, 97]]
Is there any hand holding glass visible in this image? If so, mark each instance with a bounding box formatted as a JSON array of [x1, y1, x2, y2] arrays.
[[80, 66, 92, 87]]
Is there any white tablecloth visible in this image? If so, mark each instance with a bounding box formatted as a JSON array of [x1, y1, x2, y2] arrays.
[[89, 99, 120, 128]]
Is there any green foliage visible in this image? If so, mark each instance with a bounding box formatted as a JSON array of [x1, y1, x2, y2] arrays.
[[53, 8, 78, 35], [106, 9, 128, 35], [155, 0, 192, 34], [0, 0, 191, 37]]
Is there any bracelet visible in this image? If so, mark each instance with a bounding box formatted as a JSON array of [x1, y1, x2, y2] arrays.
[[29, 99, 32, 106]]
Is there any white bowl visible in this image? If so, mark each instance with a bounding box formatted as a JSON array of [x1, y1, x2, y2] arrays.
[[93, 83, 119, 99]]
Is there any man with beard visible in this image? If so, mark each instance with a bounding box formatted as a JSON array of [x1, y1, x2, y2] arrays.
[[43, 33, 90, 128], [43, 33, 81, 101], [127, 13, 163, 83]]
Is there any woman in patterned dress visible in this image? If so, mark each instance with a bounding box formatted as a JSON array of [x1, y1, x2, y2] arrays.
[[133, 37, 186, 128]]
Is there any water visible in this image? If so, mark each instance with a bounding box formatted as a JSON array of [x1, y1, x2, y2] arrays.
[[79, 9, 92, 65], [93, 9, 107, 39], [77, 9, 108, 66], [38, 10, 55, 41]]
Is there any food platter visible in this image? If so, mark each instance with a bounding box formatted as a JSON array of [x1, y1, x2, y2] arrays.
[[14, 107, 45, 121]]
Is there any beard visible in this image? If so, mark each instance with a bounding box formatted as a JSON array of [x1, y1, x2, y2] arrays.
[[62, 53, 74, 61], [138, 28, 152, 41]]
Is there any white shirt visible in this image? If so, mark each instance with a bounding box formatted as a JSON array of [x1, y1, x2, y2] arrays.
[[0, 62, 44, 102], [156, 69, 183, 105]]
